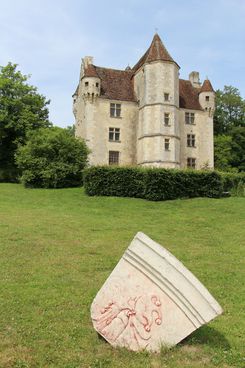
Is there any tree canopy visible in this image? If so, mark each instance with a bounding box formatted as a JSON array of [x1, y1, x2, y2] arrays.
[[0, 63, 51, 181], [16, 127, 89, 188], [214, 85, 245, 135], [214, 85, 245, 172]]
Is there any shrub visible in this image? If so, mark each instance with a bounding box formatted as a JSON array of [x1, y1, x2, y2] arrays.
[[16, 127, 89, 188], [83, 166, 146, 198], [83, 166, 224, 201]]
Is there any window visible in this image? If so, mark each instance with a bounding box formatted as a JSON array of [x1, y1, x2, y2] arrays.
[[109, 151, 119, 165], [110, 103, 121, 117], [185, 112, 195, 124], [164, 138, 170, 151], [187, 134, 195, 147], [85, 81, 89, 87], [96, 82, 99, 87], [109, 127, 120, 141], [164, 93, 169, 101], [205, 96, 209, 101], [164, 113, 170, 126], [187, 157, 196, 169]]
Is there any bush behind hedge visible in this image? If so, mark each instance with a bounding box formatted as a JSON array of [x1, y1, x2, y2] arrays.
[[83, 166, 230, 201]]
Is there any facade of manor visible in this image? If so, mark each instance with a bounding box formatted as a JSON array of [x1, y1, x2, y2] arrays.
[[73, 34, 215, 169]]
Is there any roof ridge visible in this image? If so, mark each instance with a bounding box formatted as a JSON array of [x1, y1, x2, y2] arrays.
[[95, 65, 133, 73]]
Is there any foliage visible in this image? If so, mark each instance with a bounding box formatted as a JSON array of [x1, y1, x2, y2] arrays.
[[83, 166, 146, 198], [230, 126, 245, 171], [214, 86, 245, 136], [219, 171, 245, 193], [16, 127, 89, 188], [66, 124, 75, 136], [84, 166, 225, 201], [213, 86, 245, 172], [214, 135, 234, 172], [0, 184, 244, 367], [0, 63, 51, 181]]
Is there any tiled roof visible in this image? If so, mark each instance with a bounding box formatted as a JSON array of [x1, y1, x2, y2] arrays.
[[133, 33, 179, 72], [94, 66, 136, 102], [179, 79, 202, 110], [200, 79, 214, 93], [84, 64, 99, 78]]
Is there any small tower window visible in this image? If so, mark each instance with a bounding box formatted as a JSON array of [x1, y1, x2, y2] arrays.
[[85, 81, 89, 87], [96, 82, 99, 87], [164, 138, 170, 151], [164, 93, 169, 102], [164, 113, 170, 126], [205, 96, 210, 101]]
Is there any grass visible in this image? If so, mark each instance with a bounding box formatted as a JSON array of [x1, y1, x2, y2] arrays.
[[0, 183, 244, 368]]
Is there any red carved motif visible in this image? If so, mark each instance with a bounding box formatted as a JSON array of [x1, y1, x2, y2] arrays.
[[94, 295, 162, 348]]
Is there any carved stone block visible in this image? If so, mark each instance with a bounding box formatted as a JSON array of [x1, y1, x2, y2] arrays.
[[91, 232, 223, 352]]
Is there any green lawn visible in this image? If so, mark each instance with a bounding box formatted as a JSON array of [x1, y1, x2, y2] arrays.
[[0, 184, 244, 368]]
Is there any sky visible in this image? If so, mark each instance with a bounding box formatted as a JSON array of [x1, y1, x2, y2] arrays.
[[0, 0, 244, 127]]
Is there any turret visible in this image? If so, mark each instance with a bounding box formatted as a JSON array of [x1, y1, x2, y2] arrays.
[[81, 56, 101, 102], [133, 33, 180, 168], [199, 79, 215, 116]]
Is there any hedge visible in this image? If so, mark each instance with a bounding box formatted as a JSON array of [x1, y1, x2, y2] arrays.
[[83, 166, 238, 201]]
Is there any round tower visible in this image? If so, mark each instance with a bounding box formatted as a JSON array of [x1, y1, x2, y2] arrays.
[[199, 79, 215, 117], [133, 34, 180, 168], [81, 61, 101, 102]]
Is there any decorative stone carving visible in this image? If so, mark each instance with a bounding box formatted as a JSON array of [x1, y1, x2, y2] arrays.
[[91, 232, 223, 352]]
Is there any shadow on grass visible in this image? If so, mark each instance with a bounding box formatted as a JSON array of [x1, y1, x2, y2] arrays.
[[182, 325, 231, 350]]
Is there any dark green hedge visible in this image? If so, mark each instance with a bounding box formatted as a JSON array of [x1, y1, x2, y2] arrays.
[[83, 166, 231, 201], [83, 166, 146, 198], [219, 172, 245, 192]]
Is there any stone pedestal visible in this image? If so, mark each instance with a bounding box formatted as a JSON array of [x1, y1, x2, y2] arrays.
[[91, 232, 223, 352]]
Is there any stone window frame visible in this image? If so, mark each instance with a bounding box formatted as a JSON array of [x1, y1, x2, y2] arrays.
[[109, 151, 120, 165], [185, 112, 195, 125], [85, 81, 89, 87], [109, 127, 120, 142], [164, 138, 170, 151], [164, 113, 170, 126], [187, 134, 196, 147], [205, 96, 210, 101], [110, 103, 121, 118], [187, 157, 196, 169], [164, 93, 169, 102]]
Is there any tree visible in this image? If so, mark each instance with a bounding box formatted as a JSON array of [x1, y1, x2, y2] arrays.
[[16, 127, 89, 188], [214, 86, 245, 135], [214, 135, 234, 172], [0, 63, 51, 181], [230, 127, 245, 172]]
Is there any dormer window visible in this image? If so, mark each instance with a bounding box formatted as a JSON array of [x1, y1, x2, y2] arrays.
[[205, 96, 210, 101], [85, 82, 89, 87], [164, 93, 169, 102]]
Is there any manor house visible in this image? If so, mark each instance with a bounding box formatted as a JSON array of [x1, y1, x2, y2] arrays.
[[73, 34, 215, 169]]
